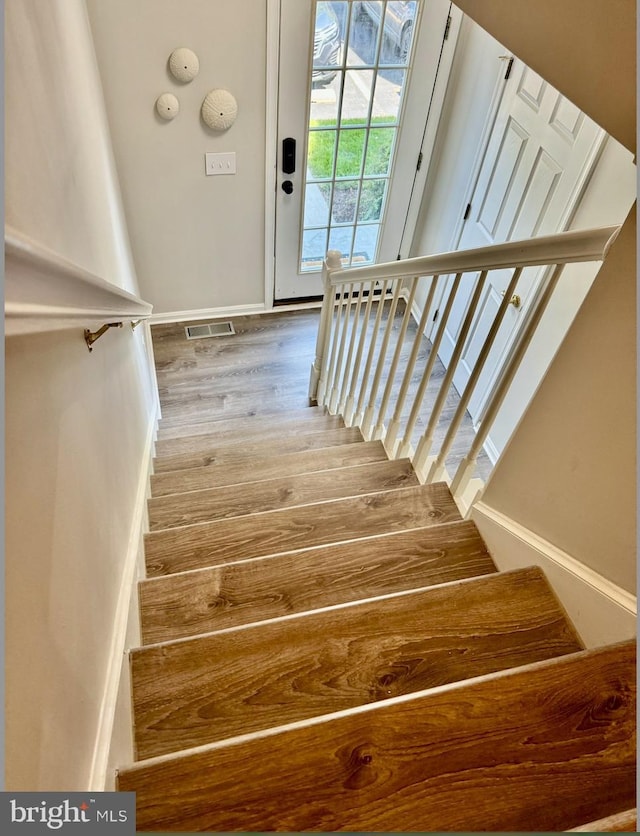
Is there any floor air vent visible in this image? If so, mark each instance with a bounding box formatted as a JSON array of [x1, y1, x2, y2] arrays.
[[185, 321, 235, 340]]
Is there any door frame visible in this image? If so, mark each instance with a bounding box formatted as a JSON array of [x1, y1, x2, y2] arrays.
[[264, 0, 281, 311], [265, 0, 461, 306]]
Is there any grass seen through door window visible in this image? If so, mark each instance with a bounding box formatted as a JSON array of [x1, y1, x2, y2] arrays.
[[308, 119, 395, 179]]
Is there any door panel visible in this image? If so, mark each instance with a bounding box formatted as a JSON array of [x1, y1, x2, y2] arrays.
[[437, 60, 604, 423]]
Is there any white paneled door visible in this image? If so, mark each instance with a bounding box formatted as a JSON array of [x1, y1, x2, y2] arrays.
[[274, 0, 452, 301], [437, 60, 604, 427]]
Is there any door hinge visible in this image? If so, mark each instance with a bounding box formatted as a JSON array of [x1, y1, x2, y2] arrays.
[[463, 202, 472, 221], [417, 151, 423, 171], [504, 57, 514, 80], [432, 308, 439, 323], [444, 15, 452, 40]]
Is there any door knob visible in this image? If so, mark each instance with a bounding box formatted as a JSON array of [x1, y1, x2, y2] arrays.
[[501, 290, 521, 309], [282, 180, 294, 195]]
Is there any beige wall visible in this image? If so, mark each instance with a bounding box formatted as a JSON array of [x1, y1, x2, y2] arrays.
[[5, 0, 157, 790], [481, 207, 636, 593], [86, 0, 268, 315], [453, 0, 636, 155]]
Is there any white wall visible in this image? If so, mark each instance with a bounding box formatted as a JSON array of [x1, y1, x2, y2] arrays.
[[5, 0, 157, 790], [86, 0, 268, 316]]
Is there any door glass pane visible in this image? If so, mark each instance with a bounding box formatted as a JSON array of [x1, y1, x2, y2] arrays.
[[301, 0, 418, 272], [302, 227, 329, 272], [358, 179, 386, 221], [364, 127, 396, 174], [304, 181, 332, 227], [336, 128, 366, 177], [307, 129, 336, 180], [353, 224, 380, 264]]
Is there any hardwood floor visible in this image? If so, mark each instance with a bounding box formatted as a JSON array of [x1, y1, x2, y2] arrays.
[[151, 305, 493, 479]]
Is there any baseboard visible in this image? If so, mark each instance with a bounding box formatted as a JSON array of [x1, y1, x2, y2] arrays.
[[149, 300, 323, 326], [150, 303, 267, 325], [87, 401, 159, 791], [471, 501, 636, 649]]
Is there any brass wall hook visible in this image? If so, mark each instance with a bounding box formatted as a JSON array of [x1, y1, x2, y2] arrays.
[[84, 322, 123, 352]]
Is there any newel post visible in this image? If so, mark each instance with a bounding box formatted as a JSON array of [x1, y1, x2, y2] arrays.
[[309, 250, 341, 403]]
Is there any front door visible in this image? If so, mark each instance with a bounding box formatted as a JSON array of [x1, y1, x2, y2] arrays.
[[436, 59, 605, 427], [274, 0, 452, 301]]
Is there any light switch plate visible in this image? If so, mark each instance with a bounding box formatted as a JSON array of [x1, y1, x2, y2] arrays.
[[205, 152, 236, 176]]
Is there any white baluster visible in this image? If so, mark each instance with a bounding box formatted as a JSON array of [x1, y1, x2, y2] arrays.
[[344, 281, 376, 426], [353, 279, 390, 429], [413, 271, 488, 482], [451, 262, 565, 503], [329, 282, 355, 414], [337, 283, 366, 415], [426, 267, 523, 481], [373, 278, 419, 444], [360, 281, 403, 440], [385, 275, 439, 457], [310, 250, 341, 402], [396, 272, 462, 459]]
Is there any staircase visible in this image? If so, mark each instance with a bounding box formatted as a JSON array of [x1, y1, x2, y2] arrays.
[[117, 404, 635, 832]]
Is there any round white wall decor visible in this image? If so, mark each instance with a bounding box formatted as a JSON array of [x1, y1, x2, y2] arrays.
[[201, 89, 238, 131], [156, 92, 180, 120], [169, 48, 200, 83]]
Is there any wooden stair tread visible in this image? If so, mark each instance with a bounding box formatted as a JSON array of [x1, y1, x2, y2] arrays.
[[156, 405, 334, 441], [148, 459, 419, 530], [144, 482, 462, 577], [139, 520, 496, 643], [155, 412, 343, 457], [153, 425, 364, 473], [118, 640, 636, 832], [150, 440, 389, 497], [131, 566, 583, 760]]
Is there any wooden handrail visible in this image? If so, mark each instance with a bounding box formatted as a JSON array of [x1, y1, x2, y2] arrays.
[[326, 225, 620, 286], [5, 225, 153, 335]]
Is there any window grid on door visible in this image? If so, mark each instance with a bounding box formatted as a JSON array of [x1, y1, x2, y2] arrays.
[[300, 1, 417, 273]]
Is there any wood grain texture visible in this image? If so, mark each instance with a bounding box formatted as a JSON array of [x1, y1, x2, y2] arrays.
[[144, 483, 462, 577], [569, 809, 637, 832], [150, 308, 492, 478], [139, 520, 497, 643], [155, 412, 343, 457], [156, 405, 335, 441], [148, 459, 419, 531], [118, 641, 636, 832], [150, 440, 389, 497], [153, 426, 364, 473], [131, 567, 583, 759]]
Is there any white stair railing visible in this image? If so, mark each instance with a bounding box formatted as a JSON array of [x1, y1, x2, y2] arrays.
[[309, 226, 620, 511]]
